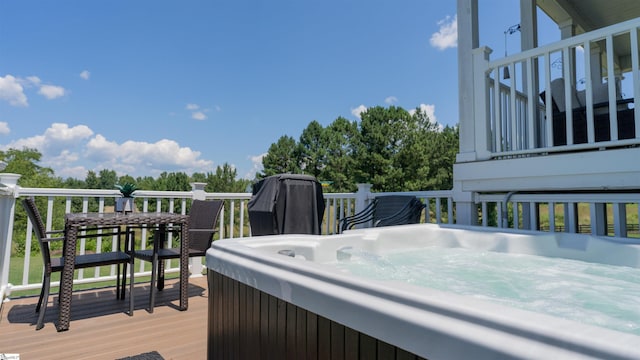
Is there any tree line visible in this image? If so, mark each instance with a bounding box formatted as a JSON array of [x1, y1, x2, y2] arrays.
[[0, 148, 251, 194], [261, 105, 458, 192]]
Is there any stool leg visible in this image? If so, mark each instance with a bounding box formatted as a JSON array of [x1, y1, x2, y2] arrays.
[[36, 275, 51, 330], [148, 252, 157, 313], [129, 256, 135, 316]]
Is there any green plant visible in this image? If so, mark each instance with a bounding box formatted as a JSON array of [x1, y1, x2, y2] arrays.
[[115, 182, 137, 197]]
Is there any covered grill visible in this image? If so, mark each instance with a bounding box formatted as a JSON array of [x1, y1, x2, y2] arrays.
[[248, 174, 325, 236]]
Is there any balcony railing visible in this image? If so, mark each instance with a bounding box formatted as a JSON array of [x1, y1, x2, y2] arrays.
[[475, 17, 640, 160]]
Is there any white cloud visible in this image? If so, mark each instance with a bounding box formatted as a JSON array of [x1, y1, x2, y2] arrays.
[[25, 76, 41, 86], [430, 15, 457, 50], [38, 84, 66, 99], [45, 122, 94, 141], [4, 134, 46, 151], [4, 123, 93, 156], [0, 75, 28, 107], [43, 123, 93, 154], [0, 75, 67, 106], [57, 165, 89, 179], [384, 96, 398, 105], [409, 103, 443, 130], [46, 149, 80, 170], [85, 134, 214, 176], [351, 104, 367, 119], [244, 153, 266, 180], [185, 104, 208, 120], [409, 103, 437, 122], [20, 76, 66, 100], [0, 121, 9, 135], [1, 123, 93, 178], [192, 111, 207, 120], [80, 70, 90, 80], [1, 122, 216, 178]]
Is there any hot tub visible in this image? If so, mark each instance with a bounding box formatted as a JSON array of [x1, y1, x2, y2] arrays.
[[206, 224, 640, 359]]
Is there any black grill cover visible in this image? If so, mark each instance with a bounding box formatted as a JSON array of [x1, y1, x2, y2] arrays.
[[248, 174, 325, 236]]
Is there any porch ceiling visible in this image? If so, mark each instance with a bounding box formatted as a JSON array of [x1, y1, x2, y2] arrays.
[[538, 0, 640, 34]]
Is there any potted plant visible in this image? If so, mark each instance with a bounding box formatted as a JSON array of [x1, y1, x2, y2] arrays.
[[115, 182, 137, 213]]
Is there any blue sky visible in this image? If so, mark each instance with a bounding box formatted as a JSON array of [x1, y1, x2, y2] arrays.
[[0, 1, 558, 180]]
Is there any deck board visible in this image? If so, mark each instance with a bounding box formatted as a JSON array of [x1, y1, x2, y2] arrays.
[[0, 276, 208, 359]]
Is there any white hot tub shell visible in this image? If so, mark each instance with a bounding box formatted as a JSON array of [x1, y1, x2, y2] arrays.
[[206, 223, 640, 360]]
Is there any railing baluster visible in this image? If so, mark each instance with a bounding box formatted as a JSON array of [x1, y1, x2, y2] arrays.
[[545, 52, 553, 147], [494, 68, 503, 152], [526, 57, 536, 149], [584, 40, 595, 143], [481, 201, 488, 227], [219, 204, 226, 239], [548, 202, 555, 232], [22, 220, 33, 286], [230, 200, 236, 239], [510, 62, 518, 150], [562, 48, 574, 145], [239, 200, 245, 238], [606, 34, 619, 140], [631, 27, 640, 139]]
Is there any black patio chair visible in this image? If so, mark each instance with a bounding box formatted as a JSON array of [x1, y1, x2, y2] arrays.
[[339, 195, 425, 233], [22, 197, 133, 330], [130, 199, 223, 312]]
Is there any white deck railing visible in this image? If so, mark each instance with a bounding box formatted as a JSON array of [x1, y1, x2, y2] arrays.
[[475, 191, 640, 242], [476, 17, 640, 159], [0, 177, 455, 299], [2, 174, 639, 301]]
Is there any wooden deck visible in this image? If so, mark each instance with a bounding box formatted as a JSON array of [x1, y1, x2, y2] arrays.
[[0, 276, 208, 359]]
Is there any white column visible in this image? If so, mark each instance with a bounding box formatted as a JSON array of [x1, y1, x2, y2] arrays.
[[456, 0, 479, 163], [0, 173, 21, 301], [189, 182, 208, 277], [520, 0, 541, 147]]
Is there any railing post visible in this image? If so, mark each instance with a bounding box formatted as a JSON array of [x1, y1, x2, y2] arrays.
[[354, 184, 372, 214], [191, 182, 207, 200], [452, 181, 478, 226], [0, 173, 21, 301], [353, 184, 372, 229], [189, 182, 207, 277]]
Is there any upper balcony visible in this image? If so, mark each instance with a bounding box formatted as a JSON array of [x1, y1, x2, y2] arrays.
[[481, 17, 640, 159], [455, 1, 640, 193]]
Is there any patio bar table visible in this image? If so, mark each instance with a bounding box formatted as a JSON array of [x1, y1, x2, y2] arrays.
[[59, 212, 190, 332]]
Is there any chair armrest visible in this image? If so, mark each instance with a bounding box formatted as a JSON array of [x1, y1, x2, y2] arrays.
[[189, 228, 218, 234], [338, 200, 378, 232], [43, 236, 65, 243]]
